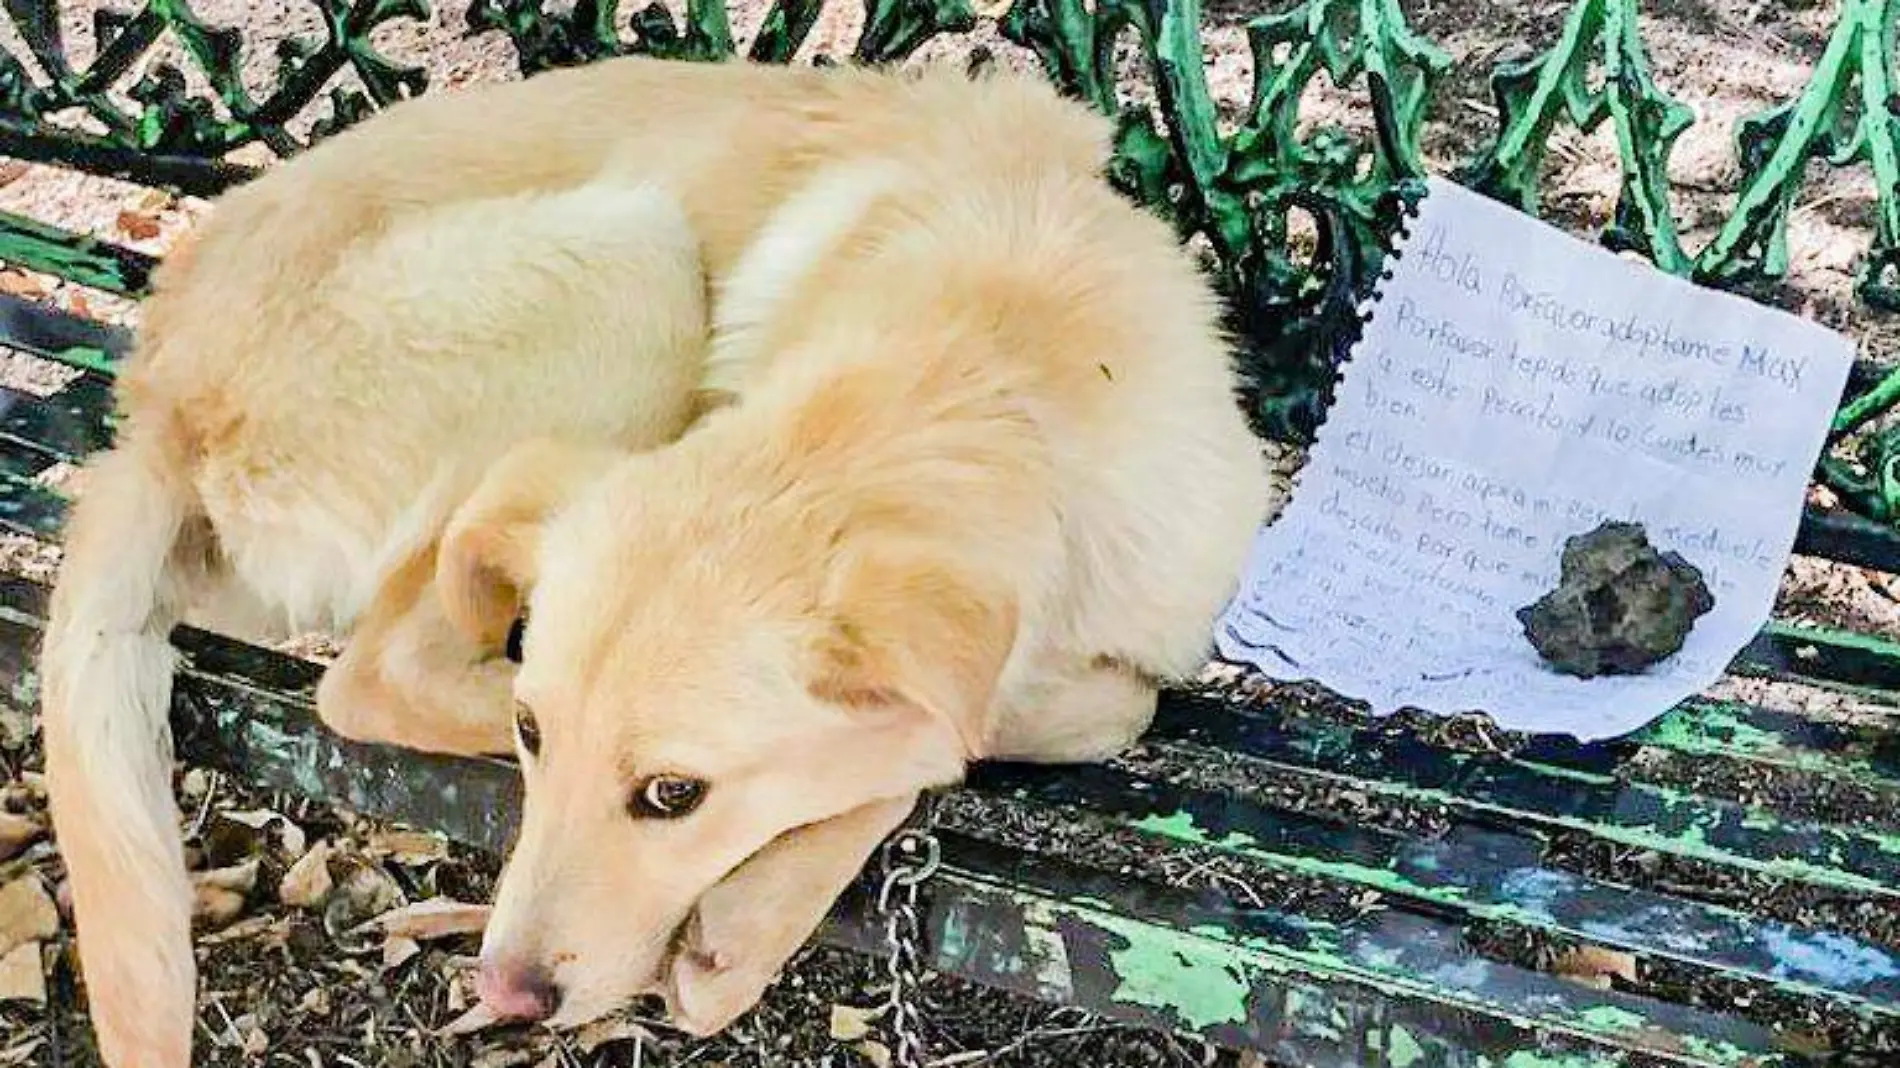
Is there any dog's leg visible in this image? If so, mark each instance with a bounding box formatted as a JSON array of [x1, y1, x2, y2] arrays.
[[316, 546, 517, 757], [182, 571, 293, 646], [664, 793, 919, 1036], [985, 656, 1158, 764]]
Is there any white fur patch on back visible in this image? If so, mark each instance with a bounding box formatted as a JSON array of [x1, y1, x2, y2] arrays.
[[704, 161, 905, 398]]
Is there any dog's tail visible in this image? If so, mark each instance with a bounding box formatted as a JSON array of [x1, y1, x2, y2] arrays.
[[40, 423, 203, 1068]]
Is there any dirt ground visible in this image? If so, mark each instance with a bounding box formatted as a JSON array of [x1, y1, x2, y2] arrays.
[[0, 0, 1897, 1066]]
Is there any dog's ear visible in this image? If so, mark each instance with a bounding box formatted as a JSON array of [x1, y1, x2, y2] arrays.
[[436, 439, 621, 649], [808, 542, 1017, 758]]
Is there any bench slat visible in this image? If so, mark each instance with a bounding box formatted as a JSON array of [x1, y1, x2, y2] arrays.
[[0, 577, 1815, 1067], [0, 575, 524, 851], [0, 290, 132, 373], [1630, 698, 1900, 792], [0, 210, 155, 297], [1740, 623, 1900, 694], [895, 832, 1803, 1068], [1794, 509, 1900, 576], [1150, 695, 1900, 896], [0, 376, 116, 461], [0, 443, 66, 537], [0, 119, 255, 200], [971, 761, 1900, 1016]]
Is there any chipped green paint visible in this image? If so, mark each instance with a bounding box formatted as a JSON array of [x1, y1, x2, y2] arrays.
[[1680, 1035, 1763, 1067], [50, 344, 119, 377], [1764, 619, 1900, 661], [1060, 758, 1900, 1022], [8, 663, 37, 710], [0, 210, 155, 295], [1091, 913, 1253, 1032], [1577, 1005, 1649, 1033], [1640, 701, 1784, 760], [1500, 1053, 1615, 1068], [1173, 904, 1767, 1063], [1388, 1027, 1426, 1067], [1131, 810, 1255, 850], [1132, 807, 1472, 906], [1204, 745, 1900, 896], [1635, 695, 1900, 810]]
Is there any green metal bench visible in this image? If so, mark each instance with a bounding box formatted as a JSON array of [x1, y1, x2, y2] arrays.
[[0, 1, 1897, 1065]]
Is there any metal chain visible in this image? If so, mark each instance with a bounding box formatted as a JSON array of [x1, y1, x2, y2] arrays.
[[876, 800, 941, 1068]]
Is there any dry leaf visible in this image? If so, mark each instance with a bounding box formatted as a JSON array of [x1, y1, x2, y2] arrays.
[[1552, 945, 1638, 990], [192, 859, 258, 930], [829, 1003, 879, 1042], [0, 161, 28, 187], [279, 842, 334, 908], [366, 897, 490, 942], [0, 942, 43, 1005], [64, 291, 92, 319], [115, 209, 161, 241], [0, 877, 58, 958], [193, 886, 247, 930], [220, 808, 308, 860], [0, 812, 41, 862], [132, 188, 174, 213], [368, 830, 448, 866], [297, 986, 332, 1017], [855, 1039, 893, 1068], [199, 914, 285, 946], [443, 961, 474, 1013], [196, 859, 259, 894], [437, 1002, 504, 1036], [322, 861, 406, 944], [0, 271, 46, 299], [382, 936, 421, 970], [575, 1013, 658, 1053], [0, 709, 31, 751], [181, 768, 212, 800], [241, 1025, 269, 1056]]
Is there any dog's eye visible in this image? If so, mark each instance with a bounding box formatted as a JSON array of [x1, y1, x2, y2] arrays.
[[630, 775, 707, 819], [514, 701, 541, 757], [504, 616, 526, 664]]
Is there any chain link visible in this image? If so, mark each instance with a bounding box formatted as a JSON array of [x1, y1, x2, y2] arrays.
[[876, 811, 941, 1068]]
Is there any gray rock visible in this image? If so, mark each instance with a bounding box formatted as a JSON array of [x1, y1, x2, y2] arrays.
[[1516, 521, 1715, 678]]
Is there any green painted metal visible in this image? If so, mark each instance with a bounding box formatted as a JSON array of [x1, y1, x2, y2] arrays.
[[1692, 0, 1900, 310], [1151, 697, 1900, 898], [0, 210, 154, 296], [1635, 699, 1900, 793], [1457, 0, 1692, 273], [0, 0, 427, 168], [981, 761, 1900, 1018], [0, 445, 66, 538]]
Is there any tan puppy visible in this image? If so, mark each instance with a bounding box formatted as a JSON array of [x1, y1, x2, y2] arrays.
[[39, 57, 1272, 1067]]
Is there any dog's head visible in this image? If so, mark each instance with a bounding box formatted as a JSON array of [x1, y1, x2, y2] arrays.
[[436, 436, 1012, 1029]]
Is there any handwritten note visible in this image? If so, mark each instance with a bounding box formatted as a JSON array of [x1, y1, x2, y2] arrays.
[[1216, 177, 1855, 740]]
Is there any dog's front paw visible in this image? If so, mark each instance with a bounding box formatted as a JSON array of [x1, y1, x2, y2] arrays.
[[660, 911, 771, 1037]]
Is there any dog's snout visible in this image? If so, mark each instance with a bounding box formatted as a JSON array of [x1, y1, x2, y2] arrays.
[[476, 957, 564, 1022]]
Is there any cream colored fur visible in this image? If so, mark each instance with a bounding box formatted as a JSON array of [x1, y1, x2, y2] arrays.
[[40, 56, 1273, 1067]]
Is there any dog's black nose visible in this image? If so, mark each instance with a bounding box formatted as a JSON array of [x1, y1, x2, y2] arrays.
[[477, 959, 564, 1022]]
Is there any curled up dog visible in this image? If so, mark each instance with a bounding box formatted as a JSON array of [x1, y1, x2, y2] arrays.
[[38, 57, 1274, 1067]]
